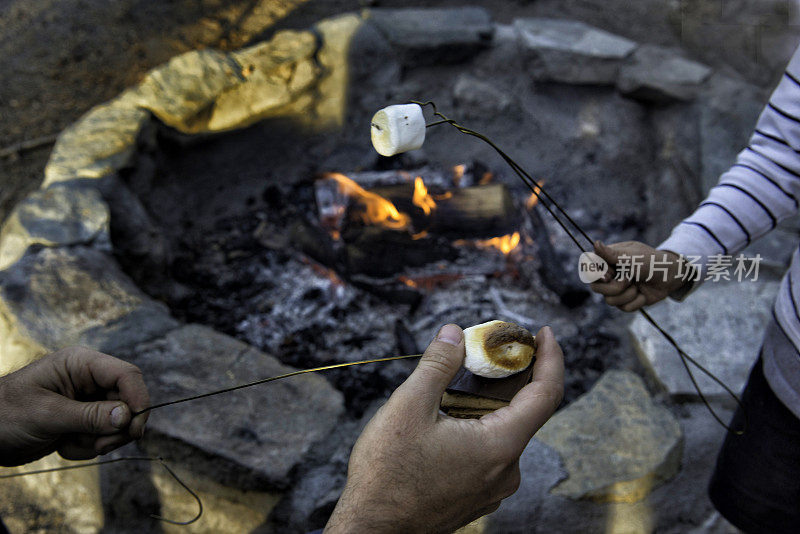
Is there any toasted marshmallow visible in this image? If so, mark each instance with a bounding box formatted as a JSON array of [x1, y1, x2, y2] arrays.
[[371, 104, 426, 157], [464, 320, 536, 378]]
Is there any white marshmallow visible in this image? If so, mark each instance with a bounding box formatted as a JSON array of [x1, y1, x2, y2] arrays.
[[463, 320, 536, 378], [371, 104, 426, 157]]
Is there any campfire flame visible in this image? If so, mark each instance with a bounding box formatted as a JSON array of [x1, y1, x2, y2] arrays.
[[476, 232, 521, 255], [398, 276, 418, 288], [452, 164, 466, 186], [320, 171, 523, 257], [412, 230, 429, 240], [412, 176, 437, 215], [526, 181, 545, 210], [323, 172, 410, 230]]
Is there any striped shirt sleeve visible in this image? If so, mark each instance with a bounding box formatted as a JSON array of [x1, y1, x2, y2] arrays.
[[659, 45, 800, 273]]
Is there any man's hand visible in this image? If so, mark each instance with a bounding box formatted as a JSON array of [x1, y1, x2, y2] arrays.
[[325, 324, 564, 534], [0, 347, 150, 466], [590, 240, 691, 312]]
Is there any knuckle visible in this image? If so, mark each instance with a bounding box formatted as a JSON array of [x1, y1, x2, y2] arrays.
[[126, 365, 144, 380], [421, 350, 457, 376], [58, 345, 92, 360], [539, 382, 564, 412], [81, 403, 104, 433], [120, 363, 144, 383]]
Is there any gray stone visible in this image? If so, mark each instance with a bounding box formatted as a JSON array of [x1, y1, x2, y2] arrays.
[[617, 45, 712, 103], [515, 86, 652, 224], [535, 370, 683, 503], [514, 18, 637, 84], [366, 7, 493, 65], [136, 31, 322, 134], [0, 186, 110, 270], [650, 403, 735, 534], [126, 324, 345, 489], [741, 226, 799, 273], [645, 103, 704, 244], [0, 247, 178, 373], [483, 403, 733, 533], [43, 91, 149, 187], [347, 18, 401, 124], [271, 399, 385, 532], [685, 512, 742, 534], [484, 438, 567, 532], [313, 14, 368, 129], [453, 74, 514, 116], [698, 73, 767, 194], [630, 277, 780, 400]]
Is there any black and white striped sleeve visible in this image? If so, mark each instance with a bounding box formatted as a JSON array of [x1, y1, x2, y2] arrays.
[[659, 45, 800, 266]]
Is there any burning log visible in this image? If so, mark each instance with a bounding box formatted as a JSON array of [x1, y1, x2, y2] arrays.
[[525, 203, 589, 308], [343, 226, 457, 277], [429, 183, 518, 237], [363, 182, 519, 238]]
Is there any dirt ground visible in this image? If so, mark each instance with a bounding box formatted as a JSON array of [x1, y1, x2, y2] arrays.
[[1, 0, 797, 223]]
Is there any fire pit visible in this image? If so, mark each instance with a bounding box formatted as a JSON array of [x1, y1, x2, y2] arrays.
[[0, 6, 769, 533]]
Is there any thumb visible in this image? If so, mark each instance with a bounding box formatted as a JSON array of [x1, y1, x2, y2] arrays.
[[44, 395, 132, 436], [593, 240, 623, 266], [398, 324, 465, 411]]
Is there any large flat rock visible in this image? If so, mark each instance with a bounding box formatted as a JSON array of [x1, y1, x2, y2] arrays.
[[43, 90, 149, 188], [0, 186, 110, 270], [514, 18, 637, 84], [535, 370, 683, 503], [366, 7, 493, 65], [630, 277, 780, 399], [126, 324, 345, 489], [698, 73, 767, 195], [617, 45, 712, 103], [485, 438, 567, 532], [0, 247, 178, 373]]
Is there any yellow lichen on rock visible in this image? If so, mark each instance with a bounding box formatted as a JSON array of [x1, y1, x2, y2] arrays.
[[150, 462, 282, 534], [209, 30, 320, 131], [0, 454, 105, 534], [133, 49, 244, 133], [0, 300, 47, 375], [43, 91, 149, 188], [313, 14, 364, 129], [0, 187, 110, 271], [536, 370, 683, 504]]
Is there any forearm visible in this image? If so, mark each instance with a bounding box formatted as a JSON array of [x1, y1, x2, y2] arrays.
[[325, 481, 424, 534], [661, 49, 800, 265]]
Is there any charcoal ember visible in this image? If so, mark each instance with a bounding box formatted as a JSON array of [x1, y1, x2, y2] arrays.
[[253, 220, 290, 250], [451, 160, 493, 188], [288, 219, 341, 269], [395, 318, 421, 355], [335, 167, 451, 190], [234, 258, 364, 353], [560, 327, 620, 403], [525, 204, 590, 307], [342, 226, 458, 277], [349, 274, 423, 306]]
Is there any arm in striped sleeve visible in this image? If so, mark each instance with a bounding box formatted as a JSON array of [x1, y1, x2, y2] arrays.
[[659, 45, 800, 286]]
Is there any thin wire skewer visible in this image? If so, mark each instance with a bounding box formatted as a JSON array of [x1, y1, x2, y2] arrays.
[[1, 354, 424, 524], [133, 354, 422, 417], [0, 456, 203, 525], [415, 100, 745, 435]]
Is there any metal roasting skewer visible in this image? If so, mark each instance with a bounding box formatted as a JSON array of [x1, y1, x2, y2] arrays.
[[0, 354, 424, 525], [414, 100, 746, 435], [1, 101, 748, 526]]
